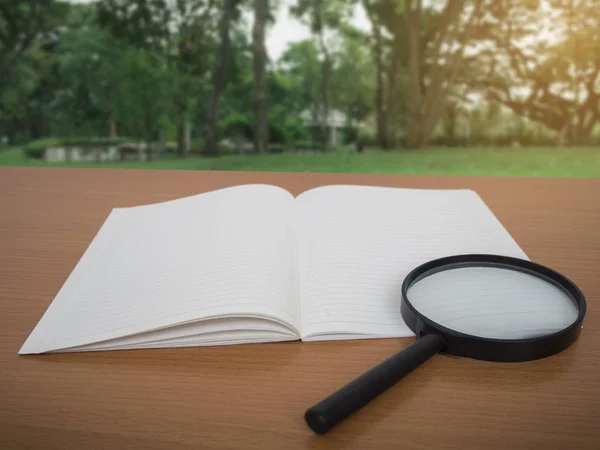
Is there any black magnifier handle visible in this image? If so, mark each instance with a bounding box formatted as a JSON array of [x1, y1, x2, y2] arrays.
[[305, 333, 446, 434]]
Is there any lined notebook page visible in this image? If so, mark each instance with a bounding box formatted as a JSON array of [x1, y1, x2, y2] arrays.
[[295, 185, 528, 340], [20, 185, 300, 354]]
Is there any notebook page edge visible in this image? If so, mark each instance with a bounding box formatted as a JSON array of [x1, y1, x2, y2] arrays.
[[63, 314, 300, 352], [19, 309, 301, 355]]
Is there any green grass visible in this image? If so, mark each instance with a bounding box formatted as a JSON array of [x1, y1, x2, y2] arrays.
[[1, 146, 599, 177]]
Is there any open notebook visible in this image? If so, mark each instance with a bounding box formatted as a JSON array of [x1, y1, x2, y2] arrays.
[[19, 184, 527, 354]]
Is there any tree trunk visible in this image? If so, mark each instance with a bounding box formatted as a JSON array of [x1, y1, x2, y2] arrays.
[[317, 28, 330, 152], [184, 120, 191, 151], [405, 1, 423, 148], [404, 0, 473, 148], [204, 0, 236, 156], [386, 52, 399, 149], [108, 112, 117, 138], [373, 22, 387, 149], [157, 127, 166, 154], [176, 119, 188, 157], [144, 110, 153, 162], [445, 104, 456, 139], [582, 103, 598, 142], [252, 0, 269, 153], [310, 105, 319, 146], [419, 92, 447, 147]]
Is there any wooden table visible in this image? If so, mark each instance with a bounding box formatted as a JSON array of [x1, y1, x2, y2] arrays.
[[1, 167, 599, 450]]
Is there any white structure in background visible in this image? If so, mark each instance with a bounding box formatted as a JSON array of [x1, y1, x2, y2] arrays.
[[43, 143, 150, 162], [300, 109, 351, 146], [44, 146, 123, 162]]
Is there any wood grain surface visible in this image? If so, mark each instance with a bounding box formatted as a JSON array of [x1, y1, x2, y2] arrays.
[[1, 166, 599, 450]]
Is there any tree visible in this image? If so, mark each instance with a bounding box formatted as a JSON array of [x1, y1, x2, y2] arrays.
[[220, 22, 254, 150], [0, 0, 67, 88], [45, 18, 171, 150], [403, 0, 485, 148], [472, 0, 600, 145], [169, 0, 217, 156], [97, 0, 217, 156], [252, 0, 269, 153], [367, 0, 486, 148], [51, 26, 118, 137], [332, 25, 375, 144], [0, 43, 54, 142], [115, 48, 171, 158], [204, 0, 240, 156], [291, 0, 352, 150], [364, 0, 413, 149], [278, 39, 322, 130], [0, 0, 71, 141], [364, 1, 388, 148]]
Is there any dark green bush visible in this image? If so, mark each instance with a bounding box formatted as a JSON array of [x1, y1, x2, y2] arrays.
[[24, 147, 45, 159], [25, 137, 131, 159], [218, 142, 234, 154], [290, 140, 320, 151], [189, 139, 233, 155], [62, 137, 129, 148], [190, 138, 204, 154], [162, 141, 177, 153], [24, 138, 61, 158], [358, 130, 377, 147], [267, 144, 284, 153]]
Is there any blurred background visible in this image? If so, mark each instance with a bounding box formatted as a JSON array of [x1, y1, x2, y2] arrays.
[[0, 0, 599, 177]]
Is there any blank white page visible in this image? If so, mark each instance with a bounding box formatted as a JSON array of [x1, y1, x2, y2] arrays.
[[295, 185, 528, 340], [20, 184, 300, 354]]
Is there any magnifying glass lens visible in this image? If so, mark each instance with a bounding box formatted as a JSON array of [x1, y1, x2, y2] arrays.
[[408, 266, 579, 340]]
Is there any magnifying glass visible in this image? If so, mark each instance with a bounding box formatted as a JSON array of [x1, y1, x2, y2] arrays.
[[305, 254, 586, 434]]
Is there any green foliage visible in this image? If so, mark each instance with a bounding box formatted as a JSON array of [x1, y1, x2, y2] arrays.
[[50, 25, 122, 136], [331, 25, 375, 124], [190, 138, 204, 154], [218, 141, 235, 154], [467, 0, 600, 142], [112, 46, 172, 141], [0, 0, 69, 86], [96, 0, 172, 53], [358, 129, 377, 147], [163, 141, 178, 153], [266, 144, 285, 154], [188, 138, 234, 155], [278, 39, 322, 114], [24, 138, 61, 159], [220, 112, 252, 138], [3, 0, 600, 158], [290, 140, 320, 151], [290, 0, 353, 34], [274, 112, 309, 144], [29, 136, 129, 148]]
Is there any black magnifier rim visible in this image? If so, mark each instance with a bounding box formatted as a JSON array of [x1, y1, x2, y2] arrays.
[[400, 254, 586, 362]]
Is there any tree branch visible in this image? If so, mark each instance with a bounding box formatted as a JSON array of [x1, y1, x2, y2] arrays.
[[0, 0, 41, 83], [422, 0, 463, 49]]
